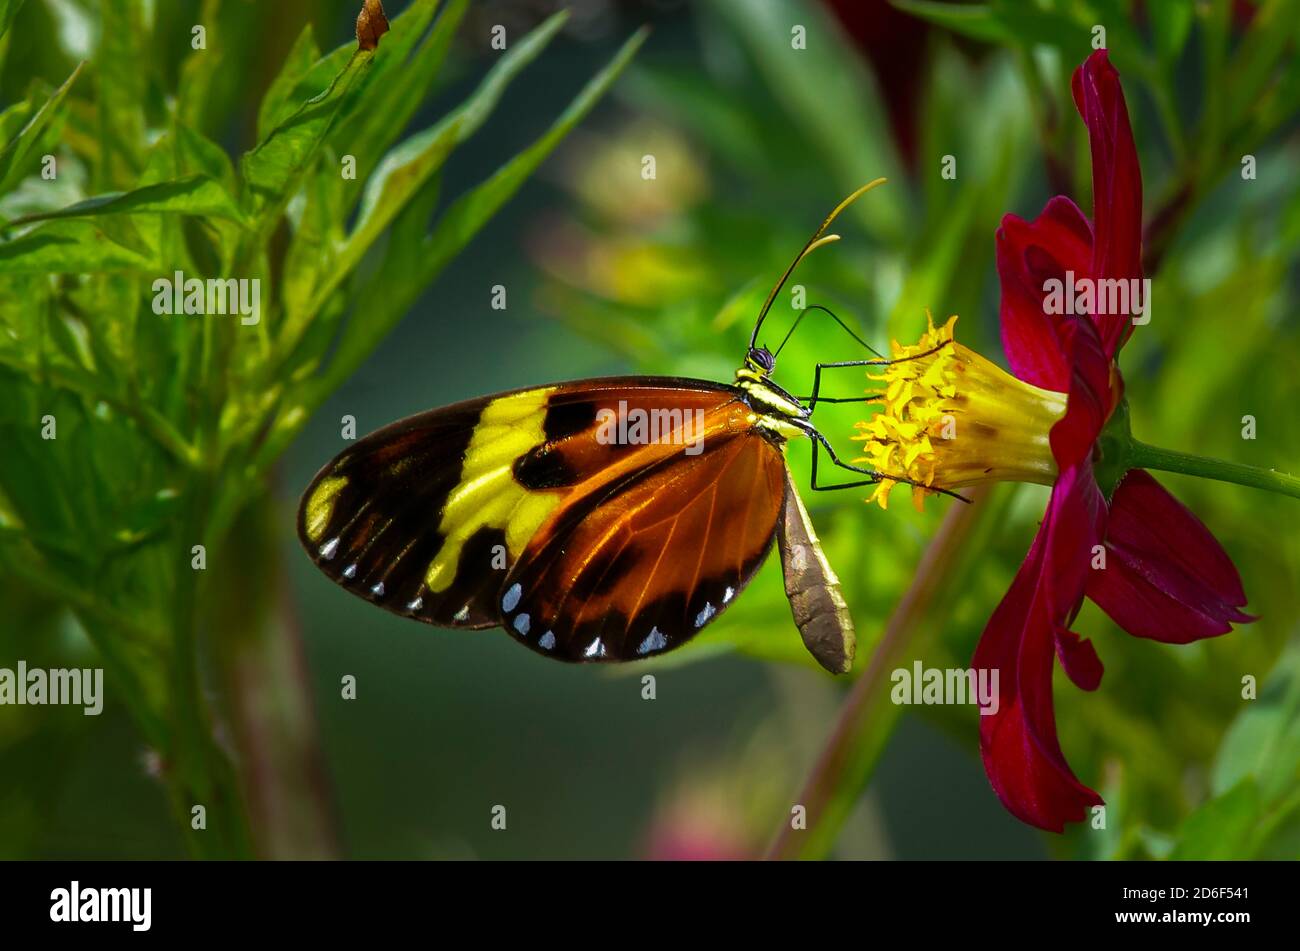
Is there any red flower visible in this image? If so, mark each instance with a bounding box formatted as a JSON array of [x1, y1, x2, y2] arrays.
[[974, 50, 1253, 832]]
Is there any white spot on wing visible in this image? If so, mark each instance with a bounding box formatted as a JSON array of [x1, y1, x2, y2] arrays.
[[501, 583, 522, 613], [722, 586, 735, 604], [583, 638, 604, 658], [453, 605, 469, 622], [343, 564, 357, 580], [513, 613, 531, 635], [407, 596, 424, 613], [319, 538, 340, 561], [370, 581, 385, 598], [638, 627, 668, 655], [539, 631, 556, 651], [694, 602, 716, 628]]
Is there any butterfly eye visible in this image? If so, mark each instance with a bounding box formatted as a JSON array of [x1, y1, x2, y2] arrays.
[[749, 347, 775, 373]]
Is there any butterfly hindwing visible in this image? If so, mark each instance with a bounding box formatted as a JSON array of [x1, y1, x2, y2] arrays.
[[497, 409, 789, 662], [297, 377, 785, 657]]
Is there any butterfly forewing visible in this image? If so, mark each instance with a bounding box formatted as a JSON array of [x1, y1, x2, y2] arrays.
[[297, 377, 787, 660], [299, 389, 531, 627]]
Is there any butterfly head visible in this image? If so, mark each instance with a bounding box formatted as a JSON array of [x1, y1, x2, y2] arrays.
[[744, 345, 776, 376]]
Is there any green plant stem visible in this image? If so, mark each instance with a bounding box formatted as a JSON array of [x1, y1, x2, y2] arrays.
[[165, 470, 254, 859], [1129, 441, 1300, 501]]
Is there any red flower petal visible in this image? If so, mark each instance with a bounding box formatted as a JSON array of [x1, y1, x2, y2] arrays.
[[974, 463, 1107, 832], [1055, 626, 1103, 691], [996, 196, 1094, 392], [1087, 469, 1254, 643], [1072, 50, 1143, 356], [1048, 316, 1113, 469]]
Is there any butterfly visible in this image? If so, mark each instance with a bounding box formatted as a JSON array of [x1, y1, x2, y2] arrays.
[[297, 180, 953, 673]]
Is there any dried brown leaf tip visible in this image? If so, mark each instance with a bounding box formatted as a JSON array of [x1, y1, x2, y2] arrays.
[[356, 0, 390, 51]]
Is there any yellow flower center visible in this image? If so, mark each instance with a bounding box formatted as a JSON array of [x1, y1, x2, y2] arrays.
[[852, 312, 1067, 510]]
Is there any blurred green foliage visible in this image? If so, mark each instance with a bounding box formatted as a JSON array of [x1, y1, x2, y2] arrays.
[[0, 0, 641, 856]]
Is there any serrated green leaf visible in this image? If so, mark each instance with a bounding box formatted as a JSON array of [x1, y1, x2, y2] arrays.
[[4, 175, 246, 229], [308, 9, 569, 322], [0, 219, 154, 273], [0, 62, 85, 195], [174, 123, 236, 195], [255, 24, 322, 143], [295, 24, 647, 425], [257, 3, 409, 139], [330, 0, 467, 198], [241, 50, 373, 213]]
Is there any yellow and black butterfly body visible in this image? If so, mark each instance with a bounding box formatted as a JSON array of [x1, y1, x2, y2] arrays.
[[297, 180, 945, 672]]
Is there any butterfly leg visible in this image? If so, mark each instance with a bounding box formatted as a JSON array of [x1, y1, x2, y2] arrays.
[[804, 359, 882, 415], [802, 423, 879, 492], [796, 420, 971, 502], [802, 339, 955, 414]]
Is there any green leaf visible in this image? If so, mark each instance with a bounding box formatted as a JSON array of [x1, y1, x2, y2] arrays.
[[0, 220, 154, 273], [0, 0, 24, 42], [311, 9, 569, 320], [174, 124, 237, 195], [255, 24, 322, 144], [0, 100, 32, 147], [280, 163, 345, 335], [1211, 643, 1300, 803], [1225, 0, 1300, 121], [176, 0, 223, 131], [709, 0, 906, 241], [301, 24, 648, 418], [241, 51, 373, 213], [890, 1, 1008, 43], [1169, 778, 1263, 860], [1148, 0, 1193, 65], [257, 12, 382, 139], [97, 0, 148, 188], [3, 175, 246, 228], [330, 0, 466, 196], [255, 0, 445, 142], [0, 62, 85, 195]]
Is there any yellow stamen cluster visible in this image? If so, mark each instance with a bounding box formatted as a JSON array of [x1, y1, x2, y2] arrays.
[[852, 312, 1068, 510]]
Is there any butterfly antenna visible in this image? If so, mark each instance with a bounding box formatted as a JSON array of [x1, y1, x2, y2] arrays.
[[749, 178, 888, 352], [774, 304, 885, 360]]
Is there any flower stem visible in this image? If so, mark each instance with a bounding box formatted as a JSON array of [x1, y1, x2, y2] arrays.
[[1129, 442, 1300, 501]]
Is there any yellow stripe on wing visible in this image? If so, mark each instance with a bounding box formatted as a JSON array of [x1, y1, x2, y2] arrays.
[[303, 475, 348, 543], [424, 388, 563, 593]]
